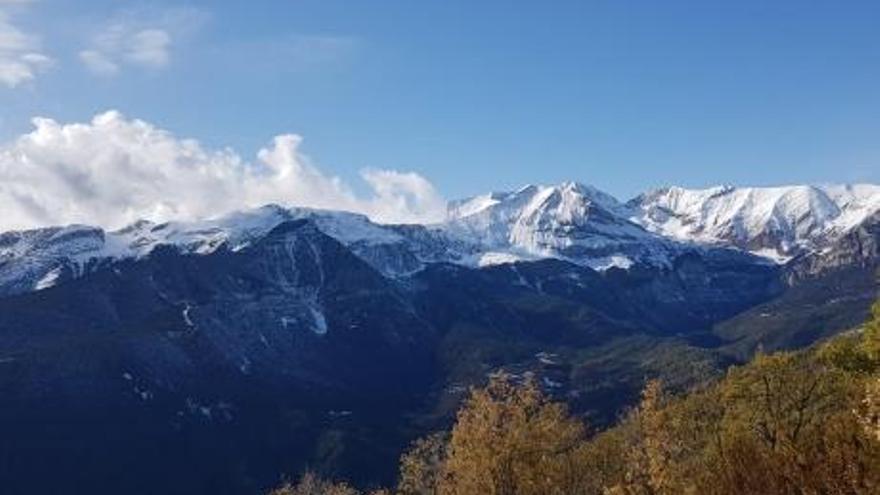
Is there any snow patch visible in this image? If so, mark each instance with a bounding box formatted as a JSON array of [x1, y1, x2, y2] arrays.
[[476, 251, 530, 267], [34, 267, 62, 291], [182, 303, 195, 328], [310, 307, 328, 335], [584, 255, 634, 271]]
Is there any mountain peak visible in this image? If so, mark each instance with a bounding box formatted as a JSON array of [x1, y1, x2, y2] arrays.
[[444, 182, 668, 270], [449, 182, 623, 221]]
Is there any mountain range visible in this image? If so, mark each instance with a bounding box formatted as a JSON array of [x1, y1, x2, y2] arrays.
[[4, 182, 879, 292], [0, 182, 878, 494]]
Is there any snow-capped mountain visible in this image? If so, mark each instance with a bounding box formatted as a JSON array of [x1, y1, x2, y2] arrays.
[[1, 181, 878, 297], [628, 184, 880, 261], [1, 180, 875, 495], [446, 182, 677, 269]]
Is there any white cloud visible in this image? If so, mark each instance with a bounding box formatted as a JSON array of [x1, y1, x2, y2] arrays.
[[361, 169, 447, 224], [81, 25, 172, 74], [79, 7, 206, 76], [0, 9, 52, 87], [0, 111, 446, 232], [78, 49, 118, 76], [124, 29, 171, 67]]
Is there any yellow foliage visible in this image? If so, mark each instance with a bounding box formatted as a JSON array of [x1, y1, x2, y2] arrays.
[[269, 472, 360, 495], [859, 377, 880, 442], [863, 300, 880, 361], [398, 432, 448, 495], [439, 372, 586, 495]]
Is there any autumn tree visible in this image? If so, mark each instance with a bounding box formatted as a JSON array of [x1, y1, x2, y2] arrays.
[[611, 380, 724, 495], [398, 432, 448, 495], [863, 300, 880, 362], [721, 352, 847, 451], [439, 372, 587, 495], [269, 472, 360, 495], [859, 377, 880, 442], [819, 301, 880, 374], [700, 349, 880, 494]]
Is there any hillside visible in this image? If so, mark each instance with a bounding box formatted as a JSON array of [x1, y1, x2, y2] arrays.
[[272, 301, 880, 494]]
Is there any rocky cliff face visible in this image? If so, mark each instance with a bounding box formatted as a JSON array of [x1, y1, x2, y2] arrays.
[[785, 210, 879, 283]]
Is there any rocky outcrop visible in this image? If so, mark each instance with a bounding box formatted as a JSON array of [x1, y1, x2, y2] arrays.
[[785, 210, 880, 284]]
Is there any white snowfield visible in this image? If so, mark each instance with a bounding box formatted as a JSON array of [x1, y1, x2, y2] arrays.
[[1, 182, 878, 293]]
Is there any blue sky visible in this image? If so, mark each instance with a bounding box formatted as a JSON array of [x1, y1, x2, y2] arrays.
[[1, 0, 879, 205]]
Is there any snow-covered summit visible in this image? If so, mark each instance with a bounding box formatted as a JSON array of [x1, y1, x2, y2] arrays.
[[445, 182, 677, 269], [448, 182, 624, 220], [628, 184, 880, 260]]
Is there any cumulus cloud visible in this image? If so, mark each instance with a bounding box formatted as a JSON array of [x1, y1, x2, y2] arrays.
[[361, 169, 447, 224], [79, 7, 206, 76], [0, 111, 447, 232], [0, 9, 53, 87]]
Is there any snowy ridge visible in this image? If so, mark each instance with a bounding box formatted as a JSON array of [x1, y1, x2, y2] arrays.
[[0, 205, 412, 294], [0, 225, 105, 294], [1, 181, 877, 295], [106, 205, 404, 259], [628, 184, 880, 260]]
